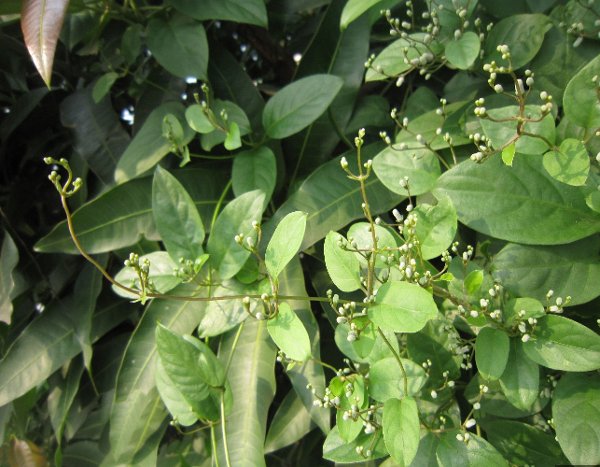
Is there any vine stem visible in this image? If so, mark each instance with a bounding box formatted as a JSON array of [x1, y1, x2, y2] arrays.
[[377, 327, 408, 396], [220, 391, 232, 467]]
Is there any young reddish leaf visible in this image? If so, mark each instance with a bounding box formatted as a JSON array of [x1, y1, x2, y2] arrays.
[[21, 0, 69, 87]]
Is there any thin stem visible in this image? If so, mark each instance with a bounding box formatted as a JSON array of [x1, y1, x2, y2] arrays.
[[220, 391, 232, 467], [377, 327, 408, 396], [224, 321, 245, 377], [211, 425, 220, 467], [210, 180, 232, 233]]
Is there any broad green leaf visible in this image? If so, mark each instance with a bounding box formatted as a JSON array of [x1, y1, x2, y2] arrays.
[[263, 145, 402, 252], [0, 232, 18, 324], [484, 14, 552, 69], [262, 74, 343, 139], [267, 302, 312, 362], [436, 431, 508, 467], [445, 31, 480, 70], [155, 324, 225, 421], [154, 359, 197, 426], [373, 146, 441, 196], [265, 211, 307, 280], [323, 426, 388, 463], [553, 373, 600, 466], [463, 269, 483, 296], [109, 283, 207, 463], [47, 358, 84, 443], [434, 154, 600, 245], [369, 357, 427, 402], [60, 85, 130, 185], [564, 53, 600, 128], [498, 339, 539, 411], [115, 102, 194, 183], [215, 318, 277, 467], [224, 122, 241, 150], [21, 0, 69, 86], [336, 375, 366, 443], [475, 327, 509, 380], [36, 168, 227, 254], [491, 237, 600, 306], [207, 190, 266, 280], [479, 105, 555, 156], [340, 0, 382, 29], [501, 142, 516, 166], [92, 72, 119, 103], [522, 315, 600, 371], [414, 197, 457, 260], [0, 270, 128, 407], [184, 104, 213, 133], [383, 397, 420, 466], [197, 279, 265, 338], [265, 390, 313, 454], [503, 297, 545, 326], [113, 252, 181, 299], [347, 222, 397, 268], [146, 16, 208, 79], [231, 147, 276, 204], [365, 34, 432, 82], [542, 138, 590, 186], [278, 258, 329, 433], [404, 432, 440, 467], [481, 420, 568, 466], [152, 166, 205, 262], [324, 231, 362, 292], [168, 0, 267, 27], [369, 281, 438, 333], [121, 24, 142, 65]]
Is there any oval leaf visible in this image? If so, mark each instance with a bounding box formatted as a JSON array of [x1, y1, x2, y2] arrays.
[[475, 327, 510, 380], [413, 196, 457, 260], [369, 281, 438, 333], [445, 31, 480, 70], [542, 138, 590, 186], [324, 231, 362, 292], [564, 53, 600, 129], [267, 302, 312, 362], [262, 74, 343, 139], [498, 338, 539, 411], [265, 211, 307, 280], [383, 397, 420, 466]]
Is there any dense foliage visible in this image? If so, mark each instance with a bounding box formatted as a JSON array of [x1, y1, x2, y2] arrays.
[[1, 0, 600, 465]]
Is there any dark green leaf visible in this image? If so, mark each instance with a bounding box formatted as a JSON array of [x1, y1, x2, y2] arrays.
[[267, 302, 312, 362], [323, 426, 388, 463], [146, 16, 208, 79], [152, 166, 205, 262], [0, 232, 18, 324], [475, 327, 509, 380], [498, 338, 539, 411], [262, 74, 343, 139], [436, 431, 508, 466], [563, 53, 600, 129], [265, 390, 313, 453], [168, 0, 268, 27], [445, 31, 480, 70], [434, 154, 600, 245], [339, 0, 382, 29], [523, 315, 600, 371], [231, 147, 276, 204], [553, 373, 600, 466], [543, 138, 590, 186], [383, 397, 420, 466], [265, 211, 307, 280], [92, 72, 119, 103]]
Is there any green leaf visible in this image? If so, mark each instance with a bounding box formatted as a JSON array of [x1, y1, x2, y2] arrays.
[[47, 358, 84, 443], [224, 121, 241, 150], [434, 154, 600, 245], [265, 390, 313, 454], [563, 53, 600, 128], [207, 190, 266, 280], [267, 302, 312, 362], [463, 269, 484, 296], [265, 211, 307, 280], [542, 138, 590, 186], [347, 222, 397, 268], [152, 166, 205, 262], [113, 251, 181, 299], [413, 197, 457, 260], [215, 319, 276, 467], [503, 297, 545, 326], [479, 105, 555, 156], [553, 373, 600, 466], [373, 146, 441, 196], [404, 432, 440, 467], [262, 74, 343, 139], [154, 359, 197, 427], [436, 431, 508, 467], [232, 147, 276, 206], [484, 14, 552, 69], [501, 142, 516, 166], [263, 145, 402, 252], [445, 31, 480, 70], [167, 0, 268, 27], [155, 324, 225, 421], [324, 231, 362, 292], [146, 16, 208, 79], [475, 327, 509, 380], [323, 426, 388, 463], [491, 237, 600, 306], [115, 102, 193, 183], [92, 72, 119, 103], [339, 0, 383, 29], [383, 397, 420, 466], [108, 283, 207, 463], [365, 34, 433, 82], [369, 281, 438, 333], [522, 315, 600, 371], [36, 168, 227, 254], [199, 100, 251, 151], [184, 104, 213, 133], [0, 232, 18, 324], [369, 358, 427, 402], [498, 338, 539, 411], [336, 375, 366, 443], [481, 420, 568, 466]]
